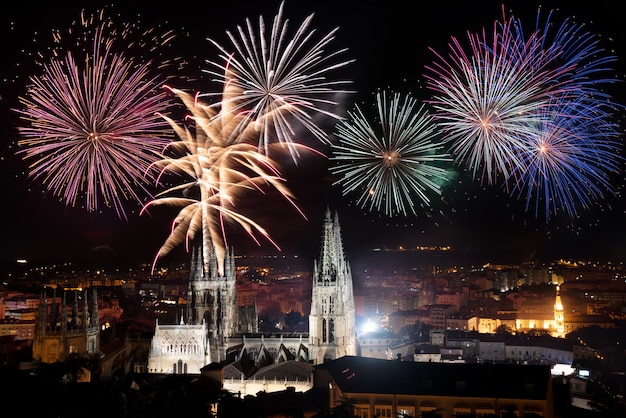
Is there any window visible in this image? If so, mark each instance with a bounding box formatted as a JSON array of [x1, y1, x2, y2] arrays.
[[419, 404, 437, 415], [48, 344, 59, 362], [398, 406, 415, 416], [454, 405, 472, 416], [354, 404, 370, 418], [475, 407, 495, 417], [374, 405, 392, 417]]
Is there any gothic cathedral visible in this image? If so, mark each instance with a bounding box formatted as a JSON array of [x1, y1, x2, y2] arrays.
[[147, 207, 356, 373]]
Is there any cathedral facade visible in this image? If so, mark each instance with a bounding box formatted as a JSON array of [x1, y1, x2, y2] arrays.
[[33, 287, 101, 364], [148, 244, 242, 373], [147, 207, 357, 374]]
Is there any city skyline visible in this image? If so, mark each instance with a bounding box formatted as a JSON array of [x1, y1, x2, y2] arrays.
[[1, 0, 625, 269]]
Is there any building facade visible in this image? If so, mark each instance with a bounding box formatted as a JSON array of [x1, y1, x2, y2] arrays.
[[32, 287, 100, 363], [316, 356, 555, 418]]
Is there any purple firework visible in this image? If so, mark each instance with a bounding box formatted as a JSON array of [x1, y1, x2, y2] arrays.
[[424, 5, 623, 221], [15, 12, 176, 220], [508, 98, 623, 221], [500, 6, 623, 220], [423, 14, 566, 186]]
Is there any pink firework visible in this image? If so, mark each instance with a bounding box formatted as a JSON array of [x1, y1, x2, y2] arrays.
[[14, 8, 179, 219]]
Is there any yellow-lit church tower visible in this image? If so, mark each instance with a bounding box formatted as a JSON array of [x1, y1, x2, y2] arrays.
[[553, 285, 565, 338]]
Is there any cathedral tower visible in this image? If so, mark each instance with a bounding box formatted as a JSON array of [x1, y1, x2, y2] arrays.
[[187, 241, 238, 364], [33, 287, 100, 364], [309, 208, 357, 364], [148, 241, 237, 372]]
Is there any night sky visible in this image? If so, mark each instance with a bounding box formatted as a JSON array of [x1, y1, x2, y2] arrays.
[[1, 0, 626, 270]]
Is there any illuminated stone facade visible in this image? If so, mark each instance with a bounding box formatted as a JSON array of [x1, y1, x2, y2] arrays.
[[32, 288, 100, 364], [308, 208, 357, 364]]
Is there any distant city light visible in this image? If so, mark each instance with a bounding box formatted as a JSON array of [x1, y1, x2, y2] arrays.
[[551, 363, 576, 376], [361, 318, 379, 334]]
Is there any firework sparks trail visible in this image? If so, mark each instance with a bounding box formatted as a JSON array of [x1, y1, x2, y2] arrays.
[[424, 5, 623, 221], [14, 7, 184, 219], [509, 98, 623, 221], [204, 0, 354, 161], [500, 6, 623, 220], [422, 6, 596, 186], [329, 90, 452, 217], [16, 30, 173, 219], [143, 83, 320, 275]]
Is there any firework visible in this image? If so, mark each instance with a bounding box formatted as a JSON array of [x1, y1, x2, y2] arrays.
[[329, 90, 452, 217], [16, 30, 172, 219], [424, 5, 623, 221], [143, 85, 316, 275], [14, 8, 181, 219], [508, 97, 623, 221], [203, 0, 353, 160], [503, 6, 620, 102], [423, 12, 575, 186], [502, 7, 624, 220]]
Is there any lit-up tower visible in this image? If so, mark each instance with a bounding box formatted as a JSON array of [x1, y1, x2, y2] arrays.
[[553, 285, 565, 337], [309, 208, 357, 364], [148, 240, 237, 373], [187, 241, 238, 363], [33, 287, 100, 364]]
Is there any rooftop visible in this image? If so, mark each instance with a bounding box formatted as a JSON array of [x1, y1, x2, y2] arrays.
[[316, 356, 552, 400]]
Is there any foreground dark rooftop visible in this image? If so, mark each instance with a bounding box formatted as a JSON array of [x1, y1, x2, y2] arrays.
[[317, 356, 552, 400]]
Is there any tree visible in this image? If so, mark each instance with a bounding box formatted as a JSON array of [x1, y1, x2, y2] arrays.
[[495, 324, 514, 335]]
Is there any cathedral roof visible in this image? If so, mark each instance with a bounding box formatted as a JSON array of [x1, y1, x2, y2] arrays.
[[251, 360, 314, 381], [223, 361, 255, 380]]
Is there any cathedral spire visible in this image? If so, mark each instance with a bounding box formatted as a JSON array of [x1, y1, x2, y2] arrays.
[[317, 207, 337, 284], [61, 290, 67, 336], [91, 288, 99, 329], [83, 289, 89, 329], [51, 287, 58, 331], [186, 238, 238, 364], [37, 288, 47, 338], [309, 208, 357, 364]]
